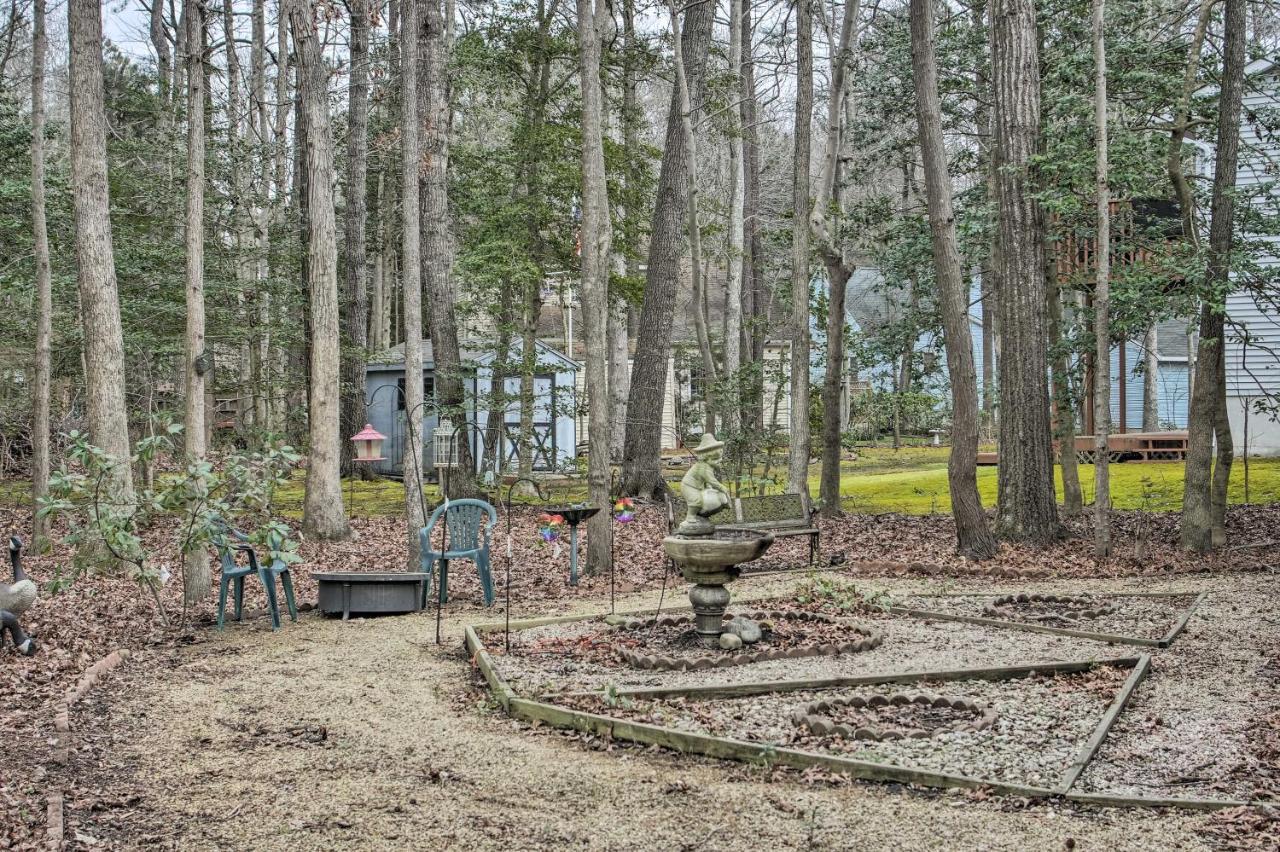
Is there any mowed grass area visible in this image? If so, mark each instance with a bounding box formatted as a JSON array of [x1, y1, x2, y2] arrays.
[[8, 445, 1278, 518], [821, 446, 1280, 514]]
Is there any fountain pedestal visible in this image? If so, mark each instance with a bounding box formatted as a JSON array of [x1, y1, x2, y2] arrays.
[[662, 531, 774, 647]]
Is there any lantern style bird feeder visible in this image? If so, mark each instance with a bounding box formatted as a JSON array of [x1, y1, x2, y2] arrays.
[[351, 424, 387, 462], [432, 418, 461, 496]]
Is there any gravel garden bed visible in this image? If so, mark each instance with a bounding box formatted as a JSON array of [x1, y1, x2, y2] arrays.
[[554, 667, 1130, 790], [492, 607, 1122, 698], [893, 592, 1198, 640]]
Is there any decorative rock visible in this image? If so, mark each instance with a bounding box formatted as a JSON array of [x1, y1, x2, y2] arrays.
[[724, 616, 763, 644], [868, 694, 889, 707], [719, 632, 744, 651]]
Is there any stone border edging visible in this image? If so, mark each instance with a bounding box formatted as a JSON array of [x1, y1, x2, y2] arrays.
[[793, 691, 997, 741], [984, 593, 1118, 625], [47, 648, 130, 851], [610, 610, 883, 671]]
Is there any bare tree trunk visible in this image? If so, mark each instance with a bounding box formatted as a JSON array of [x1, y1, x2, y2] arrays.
[[417, 0, 477, 495], [31, 0, 52, 550], [289, 0, 351, 540], [1142, 323, 1160, 430], [251, 0, 271, 431], [270, 3, 291, 431], [741, 0, 765, 428], [151, 0, 171, 102], [181, 0, 211, 604], [608, 297, 629, 458], [221, 0, 254, 436], [1048, 272, 1083, 514], [667, 0, 716, 435], [787, 0, 813, 497], [401, 0, 425, 564], [1183, 0, 1244, 553], [68, 0, 135, 499], [990, 0, 1058, 543], [722, 0, 744, 436], [341, 0, 371, 477], [1091, 0, 1111, 557], [910, 0, 997, 560], [619, 0, 714, 496], [578, 0, 612, 573], [813, 0, 859, 519]]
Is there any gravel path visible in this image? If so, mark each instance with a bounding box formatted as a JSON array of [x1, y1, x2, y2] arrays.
[[54, 570, 1277, 850]]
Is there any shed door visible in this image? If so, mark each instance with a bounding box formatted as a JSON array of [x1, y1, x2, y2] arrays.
[[502, 374, 556, 471]]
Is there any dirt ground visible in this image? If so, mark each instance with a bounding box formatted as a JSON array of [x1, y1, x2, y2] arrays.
[[43, 570, 1278, 851]]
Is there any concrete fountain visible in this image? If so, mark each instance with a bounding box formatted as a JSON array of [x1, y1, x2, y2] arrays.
[[662, 434, 774, 647]]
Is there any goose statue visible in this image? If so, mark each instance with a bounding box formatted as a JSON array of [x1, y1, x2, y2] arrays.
[[1, 536, 37, 655]]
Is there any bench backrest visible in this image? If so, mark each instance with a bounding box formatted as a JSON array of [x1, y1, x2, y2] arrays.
[[665, 490, 810, 529], [736, 492, 811, 525]]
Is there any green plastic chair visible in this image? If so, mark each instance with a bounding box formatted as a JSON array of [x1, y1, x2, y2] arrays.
[[213, 523, 298, 630], [419, 499, 498, 606]]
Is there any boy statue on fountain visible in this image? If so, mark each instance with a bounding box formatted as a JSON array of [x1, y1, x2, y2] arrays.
[[677, 433, 732, 536]]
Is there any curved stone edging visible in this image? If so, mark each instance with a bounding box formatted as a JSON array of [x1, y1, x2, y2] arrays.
[[612, 610, 884, 671], [984, 593, 1117, 623], [792, 691, 996, 741]]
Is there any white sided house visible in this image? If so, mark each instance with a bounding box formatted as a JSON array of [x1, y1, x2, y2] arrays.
[[1198, 57, 1280, 455]]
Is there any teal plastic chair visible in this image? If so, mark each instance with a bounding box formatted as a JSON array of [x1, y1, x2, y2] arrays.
[[213, 523, 298, 630], [419, 499, 498, 606]]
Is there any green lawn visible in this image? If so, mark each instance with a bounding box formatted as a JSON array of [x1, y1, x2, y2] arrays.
[[821, 449, 1280, 514], [10, 446, 1278, 518]]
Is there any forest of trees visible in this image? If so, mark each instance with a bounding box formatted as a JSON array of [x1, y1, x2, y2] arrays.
[[1, 0, 1277, 590]]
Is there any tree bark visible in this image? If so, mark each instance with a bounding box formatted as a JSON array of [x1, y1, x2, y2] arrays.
[[290, 0, 351, 540], [251, 0, 272, 430], [341, 0, 371, 477], [722, 0, 744, 436], [578, 0, 612, 573], [182, 0, 211, 604], [417, 0, 477, 496], [1048, 270, 1083, 514], [1142, 323, 1160, 430], [1182, 0, 1244, 553], [910, 0, 997, 560], [990, 0, 1058, 543], [619, 0, 714, 496], [741, 0, 765, 427], [151, 0, 171, 102], [68, 0, 135, 499], [666, 0, 716, 436], [31, 0, 52, 550], [813, 0, 859, 519], [1091, 0, 1112, 557], [788, 0, 813, 496], [401, 0, 426, 565]]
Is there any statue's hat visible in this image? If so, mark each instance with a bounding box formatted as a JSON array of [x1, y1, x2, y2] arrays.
[[692, 433, 724, 455]]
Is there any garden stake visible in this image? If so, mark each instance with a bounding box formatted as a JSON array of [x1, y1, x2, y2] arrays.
[[503, 477, 544, 653]]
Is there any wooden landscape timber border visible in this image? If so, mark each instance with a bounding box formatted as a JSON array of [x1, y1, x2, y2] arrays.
[[548, 656, 1143, 701], [889, 591, 1205, 649], [47, 648, 131, 851], [463, 607, 1258, 811], [1057, 654, 1151, 794]]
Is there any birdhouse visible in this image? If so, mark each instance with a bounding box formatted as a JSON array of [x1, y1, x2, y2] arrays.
[[350, 424, 387, 462], [432, 418, 460, 468]]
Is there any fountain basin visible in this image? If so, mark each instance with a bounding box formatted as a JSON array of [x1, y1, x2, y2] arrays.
[[662, 530, 774, 646], [662, 529, 774, 571]]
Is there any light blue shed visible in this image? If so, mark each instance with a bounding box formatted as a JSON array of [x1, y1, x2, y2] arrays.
[[364, 339, 578, 477]]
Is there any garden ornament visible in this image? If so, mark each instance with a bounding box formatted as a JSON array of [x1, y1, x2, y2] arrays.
[[677, 433, 731, 536]]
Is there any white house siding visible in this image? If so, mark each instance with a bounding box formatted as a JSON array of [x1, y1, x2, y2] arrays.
[[1222, 64, 1280, 454]]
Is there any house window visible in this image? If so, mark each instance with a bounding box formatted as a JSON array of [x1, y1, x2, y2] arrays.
[[396, 375, 435, 410], [688, 363, 711, 403]]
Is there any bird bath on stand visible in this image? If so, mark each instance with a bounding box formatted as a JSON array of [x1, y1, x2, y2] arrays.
[[663, 528, 774, 647], [544, 504, 601, 586]]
